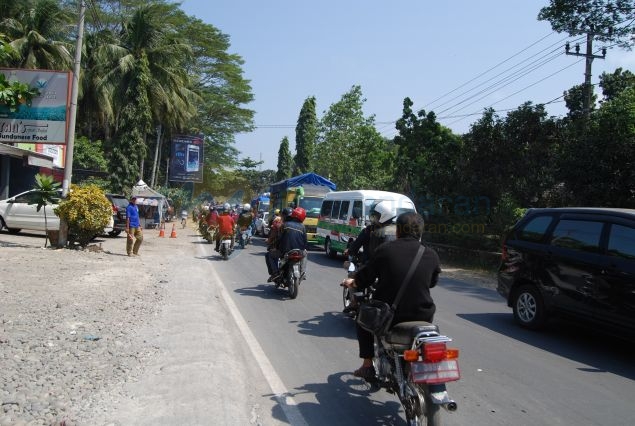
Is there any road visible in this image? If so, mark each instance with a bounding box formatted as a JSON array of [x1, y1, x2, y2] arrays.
[[198, 236, 635, 426], [2, 228, 634, 426]]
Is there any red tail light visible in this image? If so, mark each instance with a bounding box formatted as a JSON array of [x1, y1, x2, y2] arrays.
[[112, 205, 119, 214], [423, 342, 448, 363], [287, 253, 304, 262], [501, 242, 508, 261]]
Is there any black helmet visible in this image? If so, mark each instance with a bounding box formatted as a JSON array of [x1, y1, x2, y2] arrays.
[[282, 207, 293, 218]]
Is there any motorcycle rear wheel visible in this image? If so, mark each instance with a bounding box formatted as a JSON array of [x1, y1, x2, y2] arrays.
[[288, 271, 299, 299], [406, 384, 441, 426]]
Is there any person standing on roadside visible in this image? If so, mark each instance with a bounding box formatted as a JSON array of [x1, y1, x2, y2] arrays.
[[126, 196, 143, 257]]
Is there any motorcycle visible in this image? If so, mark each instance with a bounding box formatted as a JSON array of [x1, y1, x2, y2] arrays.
[[342, 253, 368, 317], [274, 248, 305, 299], [358, 294, 460, 425], [218, 234, 233, 260], [238, 226, 251, 249]]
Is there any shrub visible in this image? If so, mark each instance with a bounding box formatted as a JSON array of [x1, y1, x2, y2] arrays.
[[55, 184, 111, 247]]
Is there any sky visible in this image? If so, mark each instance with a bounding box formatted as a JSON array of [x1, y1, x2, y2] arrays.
[[178, 0, 635, 171]]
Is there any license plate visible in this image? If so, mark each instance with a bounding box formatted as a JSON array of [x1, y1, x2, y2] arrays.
[[222, 239, 232, 244], [410, 360, 460, 384]]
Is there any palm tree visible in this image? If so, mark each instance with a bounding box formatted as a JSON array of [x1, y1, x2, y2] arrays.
[[29, 173, 61, 248], [99, 3, 197, 191], [0, 0, 73, 70]]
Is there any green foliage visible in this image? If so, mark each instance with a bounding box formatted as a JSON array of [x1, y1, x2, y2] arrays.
[[54, 184, 112, 248], [599, 68, 635, 101], [538, 1, 635, 49], [73, 136, 109, 171], [294, 96, 317, 174], [276, 137, 293, 181], [314, 85, 394, 190], [155, 185, 191, 213], [29, 173, 61, 247], [0, 74, 40, 111]]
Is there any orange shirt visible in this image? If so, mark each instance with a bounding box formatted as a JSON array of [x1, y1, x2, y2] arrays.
[[216, 214, 235, 235]]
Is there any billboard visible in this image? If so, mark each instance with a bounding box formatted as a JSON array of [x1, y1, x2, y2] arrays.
[[0, 68, 71, 144], [169, 135, 204, 182]]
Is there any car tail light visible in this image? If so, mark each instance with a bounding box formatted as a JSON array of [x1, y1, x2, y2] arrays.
[[501, 242, 508, 261], [112, 205, 119, 214]]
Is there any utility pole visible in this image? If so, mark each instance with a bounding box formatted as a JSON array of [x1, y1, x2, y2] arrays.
[[565, 25, 608, 119], [59, 0, 85, 247], [150, 124, 162, 187]]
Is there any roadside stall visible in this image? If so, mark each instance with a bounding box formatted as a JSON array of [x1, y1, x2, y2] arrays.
[[131, 180, 167, 229]]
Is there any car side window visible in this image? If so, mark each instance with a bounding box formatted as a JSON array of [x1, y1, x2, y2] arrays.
[[550, 219, 603, 253], [518, 215, 553, 242], [607, 224, 635, 259]]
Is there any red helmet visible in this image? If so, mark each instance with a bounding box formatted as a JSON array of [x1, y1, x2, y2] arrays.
[[290, 207, 306, 222]]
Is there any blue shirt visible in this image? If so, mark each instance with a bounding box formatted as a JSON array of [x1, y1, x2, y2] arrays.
[[126, 203, 140, 228]]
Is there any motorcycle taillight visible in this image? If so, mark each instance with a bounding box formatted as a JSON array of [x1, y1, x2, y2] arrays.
[[288, 253, 303, 261], [422, 342, 448, 363]]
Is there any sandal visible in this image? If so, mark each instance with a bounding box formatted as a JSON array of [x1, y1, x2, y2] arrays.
[[353, 366, 376, 380]]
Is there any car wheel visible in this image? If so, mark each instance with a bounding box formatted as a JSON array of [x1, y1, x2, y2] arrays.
[[108, 230, 122, 237], [512, 284, 547, 330]]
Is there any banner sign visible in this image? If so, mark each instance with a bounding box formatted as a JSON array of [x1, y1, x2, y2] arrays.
[[169, 135, 204, 182], [0, 68, 71, 144]]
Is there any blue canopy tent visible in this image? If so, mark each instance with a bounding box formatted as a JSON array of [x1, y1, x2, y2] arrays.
[[269, 172, 336, 194]]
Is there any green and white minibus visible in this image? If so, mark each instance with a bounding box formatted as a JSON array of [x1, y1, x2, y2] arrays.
[[316, 190, 417, 257]]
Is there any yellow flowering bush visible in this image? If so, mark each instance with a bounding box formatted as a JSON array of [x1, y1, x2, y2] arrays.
[[55, 184, 112, 247]]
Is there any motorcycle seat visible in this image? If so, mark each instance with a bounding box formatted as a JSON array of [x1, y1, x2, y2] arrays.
[[385, 321, 439, 347]]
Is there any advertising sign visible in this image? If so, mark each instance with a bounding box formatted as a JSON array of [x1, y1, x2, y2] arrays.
[[169, 135, 204, 182], [0, 68, 71, 144]]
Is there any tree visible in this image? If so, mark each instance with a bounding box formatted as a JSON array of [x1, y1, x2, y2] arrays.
[[294, 96, 317, 174], [314, 85, 392, 190], [599, 67, 635, 101], [100, 3, 195, 191], [538, 0, 635, 49], [563, 84, 597, 120], [276, 136, 293, 181], [72, 136, 109, 171], [29, 173, 61, 248], [0, 0, 73, 69]]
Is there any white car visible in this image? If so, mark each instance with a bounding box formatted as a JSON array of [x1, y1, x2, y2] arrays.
[[0, 189, 62, 233], [254, 211, 270, 237]]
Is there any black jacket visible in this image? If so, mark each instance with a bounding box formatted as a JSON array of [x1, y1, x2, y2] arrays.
[[349, 222, 397, 264], [355, 237, 440, 324], [278, 220, 307, 253]]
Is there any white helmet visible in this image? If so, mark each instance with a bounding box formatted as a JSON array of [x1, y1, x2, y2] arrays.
[[370, 200, 395, 224], [243, 203, 251, 212], [223, 203, 231, 211]]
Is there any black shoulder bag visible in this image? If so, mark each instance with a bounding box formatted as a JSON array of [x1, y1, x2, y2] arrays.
[[356, 245, 425, 336]]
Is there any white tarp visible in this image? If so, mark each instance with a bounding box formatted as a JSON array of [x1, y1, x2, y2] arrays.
[[131, 180, 166, 227]]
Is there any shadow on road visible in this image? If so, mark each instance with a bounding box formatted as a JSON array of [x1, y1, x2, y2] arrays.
[[290, 311, 357, 339], [266, 372, 406, 425], [459, 312, 635, 381]]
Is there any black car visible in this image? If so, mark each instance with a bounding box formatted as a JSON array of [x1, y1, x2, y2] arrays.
[[497, 207, 635, 336], [105, 194, 129, 237]]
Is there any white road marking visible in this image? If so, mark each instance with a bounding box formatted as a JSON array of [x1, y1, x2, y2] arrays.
[[201, 244, 308, 426]]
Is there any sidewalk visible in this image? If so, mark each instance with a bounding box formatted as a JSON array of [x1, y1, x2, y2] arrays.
[[0, 224, 281, 426]]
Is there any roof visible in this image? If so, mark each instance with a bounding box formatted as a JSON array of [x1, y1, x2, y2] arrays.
[[269, 172, 336, 193], [131, 179, 165, 199], [0, 143, 55, 168]]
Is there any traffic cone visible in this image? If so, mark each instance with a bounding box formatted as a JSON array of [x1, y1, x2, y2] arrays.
[[158, 223, 165, 237], [169, 223, 177, 238]]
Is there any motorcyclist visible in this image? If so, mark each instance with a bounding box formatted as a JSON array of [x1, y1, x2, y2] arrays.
[[345, 200, 397, 265], [236, 203, 255, 244], [214, 203, 236, 252], [342, 200, 398, 313], [340, 212, 440, 381], [267, 207, 307, 282]]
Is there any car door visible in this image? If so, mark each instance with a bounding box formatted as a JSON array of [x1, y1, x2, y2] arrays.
[[545, 217, 605, 318], [5, 191, 39, 229], [594, 221, 635, 333]]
